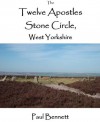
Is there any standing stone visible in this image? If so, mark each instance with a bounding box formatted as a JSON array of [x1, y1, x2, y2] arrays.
[[39, 76, 41, 79], [0, 76, 7, 81], [38, 76, 41, 82], [25, 75, 28, 79], [34, 76, 38, 83], [11, 76, 16, 81]]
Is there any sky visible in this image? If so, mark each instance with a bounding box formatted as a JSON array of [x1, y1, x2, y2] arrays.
[[0, 44, 100, 73]]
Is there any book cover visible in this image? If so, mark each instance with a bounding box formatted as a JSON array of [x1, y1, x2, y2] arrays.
[[0, 0, 100, 122]]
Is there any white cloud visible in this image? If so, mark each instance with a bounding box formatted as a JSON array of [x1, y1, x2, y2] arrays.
[[7, 44, 100, 62], [7, 44, 58, 61]]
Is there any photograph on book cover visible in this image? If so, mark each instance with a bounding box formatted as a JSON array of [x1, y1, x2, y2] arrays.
[[0, 44, 100, 108]]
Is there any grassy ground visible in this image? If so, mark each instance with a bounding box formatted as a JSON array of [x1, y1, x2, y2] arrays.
[[10, 77, 82, 84], [0, 76, 100, 108], [0, 75, 96, 84], [38, 77, 82, 84]]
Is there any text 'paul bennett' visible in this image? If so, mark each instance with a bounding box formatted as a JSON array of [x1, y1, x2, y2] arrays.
[[32, 113, 69, 120]]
